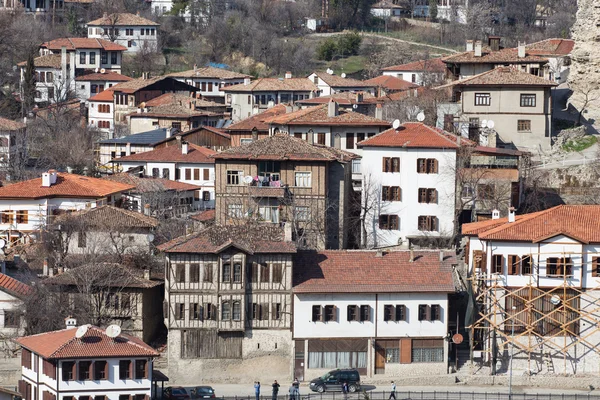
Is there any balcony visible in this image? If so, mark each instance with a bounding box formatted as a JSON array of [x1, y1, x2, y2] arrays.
[[247, 180, 287, 198]]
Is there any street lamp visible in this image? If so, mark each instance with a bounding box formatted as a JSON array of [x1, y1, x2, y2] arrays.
[[508, 305, 516, 400]]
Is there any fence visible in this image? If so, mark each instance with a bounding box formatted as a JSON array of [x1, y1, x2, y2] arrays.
[[205, 392, 600, 400]]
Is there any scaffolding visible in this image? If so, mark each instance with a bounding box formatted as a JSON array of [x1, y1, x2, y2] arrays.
[[469, 251, 600, 374]]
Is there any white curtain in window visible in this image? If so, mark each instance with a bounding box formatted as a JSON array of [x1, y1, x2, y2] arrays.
[[357, 352, 367, 368], [337, 352, 351, 368], [308, 352, 322, 369], [323, 352, 337, 369]]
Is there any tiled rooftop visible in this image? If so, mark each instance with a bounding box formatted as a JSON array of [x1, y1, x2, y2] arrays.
[[105, 173, 201, 193], [357, 122, 461, 149], [0, 273, 32, 298], [56, 205, 158, 228], [442, 47, 548, 64], [264, 104, 390, 127], [114, 143, 216, 164], [381, 58, 446, 72], [87, 12, 160, 26], [437, 66, 557, 88], [42, 38, 127, 52], [364, 75, 420, 91], [223, 78, 317, 93], [75, 71, 132, 82], [525, 38, 575, 57], [312, 72, 375, 88], [167, 66, 250, 80], [225, 104, 288, 132], [0, 117, 26, 131]]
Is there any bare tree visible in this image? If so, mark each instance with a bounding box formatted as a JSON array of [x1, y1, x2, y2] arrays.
[[568, 82, 600, 126]]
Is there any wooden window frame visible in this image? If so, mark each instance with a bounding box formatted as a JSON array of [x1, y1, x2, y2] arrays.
[[395, 304, 406, 321], [508, 255, 520, 275], [324, 305, 336, 322], [311, 305, 322, 322], [379, 214, 399, 230], [517, 119, 531, 132], [520, 94, 536, 107], [359, 305, 370, 322], [492, 254, 504, 274], [474, 93, 491, 106]]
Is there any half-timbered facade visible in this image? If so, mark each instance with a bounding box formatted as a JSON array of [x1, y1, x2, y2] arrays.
[[157, 224, 296, 383]]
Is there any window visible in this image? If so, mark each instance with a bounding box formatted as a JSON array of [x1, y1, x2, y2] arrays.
[[418, 188, 437, 204], [48, 87, 55, 100], [382, 186, 401, 201], [294, 172, 311, 187], [78, 361, 91, 380], [478, 184, 495, 200], [546, 257, 573, 277], [417, 158, 438, 173], [93, 361, 107, 380], [592, 257, 600, 278], [47, 72, 53, 81], [121, 293, 130, 311], [347, 305, 358, 321], [412, 339, 444, 363], [227, 204, 242, 218], [258, 206, 279, 223], [411, 74, 416, 83], [474, 93, 491, 106], [175, 303, 184, 320], [175, 264, 185, 283], [324, 305, 336, 322], [233, 263, 242, 283], [317, 133, 326, 145], [134, 360, 147, 379], [202, 191, 211, 201], [127, 40, 132, 48], [430, 305, 441, 321], [273, 303, 282, 320], [172, 122, 182, 130], [4, 311, 19, 328], [382, 157, 400, 173], [222, 261, 231, 282], [418, 304, 429, 321], [227, 170, 242, 185], [62, 361, 75, 381], [140, 28, 144, 35], [190, 264, 200, 282], [360, 305, 370, 321], [346, 133, 354, 149], [418, 216, 437, 231], [152, 168, 159, 178], [78, 231, 87, 248], [311, 305, 322, 322], [379, 215, 399, 230], [80, 51, 86, 64], [492, 254, 504, 274], [233, 301, 241, 321], [517, 120, 531, 132], [384, 305, 395, 321], [1, 211, 11, 224], [272, 264, 283, 283], [162, 168, 170, 179], [203, 264, 213, 282], [293, 206, 309, 221], [90, 52, 96, 64], [111, 52, 117, 64], [395, 304, 406, 321], [520, 94, 536, 107], [203, 303, 215, 320], [16, 210, 28, 224], [208, 82, 213, 92], [508, 255, 520, 275], [521, 255, 533, 275], [221, 302, 231, 320]]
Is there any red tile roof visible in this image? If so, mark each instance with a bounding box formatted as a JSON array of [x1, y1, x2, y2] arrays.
[[88, 89, 114, 102], [75, 72, 132, 82], [442, 47, 548, 65], [226, 104, 288, 132], [525, 39, 575, 57], [293, 250, 456, 293], [0, 117, 26, 131], [312, 72, 375, 88], [17, 54, 65, 69], [462, 205, 600, 244], [114, 143, 216, 164], [87, 13, 160, 26], [437, 66, 557, 88], [105, 173, 201, 192], [16, 325, 159, 359], [57, 205, 159, 228], [0, 273, 32, 298], [357, 122, 461, 149], [167, 66, 250, 80], [42, 38, 127, 52], [381, 58, 446, 72], [0, 173, 134, 200], [157, 224, 296, 254], [364, 75, 420, 91], [264, 104, 390, 127], [296, 91, 377, 105], [223, 78, 317, 93], [190, 209, 215, 222]]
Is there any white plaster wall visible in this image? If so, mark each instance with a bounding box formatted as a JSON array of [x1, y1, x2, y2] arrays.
[[89, 100, 114, 137], [87, 26, 158, 53], [177, 77, 246, 99]]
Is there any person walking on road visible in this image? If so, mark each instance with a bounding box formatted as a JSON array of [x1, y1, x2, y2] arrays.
[[342, 382, 349, 400], [272, 380, 280, 400], [255, 381, 261, 400], [292, 378, 300, 400], [389, 381, 396, 400]]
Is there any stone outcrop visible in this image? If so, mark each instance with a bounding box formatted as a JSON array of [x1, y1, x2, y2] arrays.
[[568, 0, 600, 122]]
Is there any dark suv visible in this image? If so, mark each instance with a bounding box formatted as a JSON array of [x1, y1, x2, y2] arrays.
[[309, 369, 361, 393]]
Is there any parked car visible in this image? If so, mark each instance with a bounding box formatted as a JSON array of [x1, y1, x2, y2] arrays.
[[163, 386, 191, 400], [191, 386, 217, 399], [308, 369, 361, 393]]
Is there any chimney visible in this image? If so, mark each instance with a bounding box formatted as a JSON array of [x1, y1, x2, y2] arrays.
[[143, 269, 151, 280], [65, 317, 77, 330], [103, 12, 107, 18], [409, 249, 414, 263], [285, 71, 292, 79], [474, 41, 482, 57], [144, 204, 151, 216], [182, 141, 189, 155], [327, 99, 338, 118], [176, 135, 182, 147], [244, 77, 251, 85], [43, 258, 49, 276], [48, 169, 58, 184], [492, 209, 500, 220], [439, 251, 444, 262], [466, 40, 474, 52], [375, 103, 383, 120], [375, 250, 384, 257], [61, 46, 67, 85], [489, 36, 500, 52], [356, 92, 363, 103], [69, 51, 76, 83], [517, 42, 526, 58], [193, 64, 197, 73], [136, 11, 140, 16], [284, 221, 292, 242], [125, 142, 131, 156], [42, 172, 51, 187], [508, 207, 516, 223]]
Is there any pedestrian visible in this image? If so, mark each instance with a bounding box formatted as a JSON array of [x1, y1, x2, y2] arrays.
[[342, 382, 348, 400], [255, 381, 261, 400], [272, 380, 280, 400], [289, 385, 295, 400], [388, 381, 396, 400], [292, 378, 300, 400]]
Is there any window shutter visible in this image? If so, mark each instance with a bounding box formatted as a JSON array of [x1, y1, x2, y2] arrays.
[[144, 359, 149, 379], [382, 157, 387, 172], [104, 361, 108, 380], [433, 159, 439, 173], [400, 338, 412, 364], [261, 303, 269, 320], [430, 189, 437, 204], [365, 305, 370, 321], [251, 262, 258, 283], [593, 257, 599, 277], [88, 361, 93, 381], [128, 360, 133, 379], [72, 361, 77, 380], [426, 305, 431, 321], [332, 306, 337, 321], [390, 305, 396, 321]]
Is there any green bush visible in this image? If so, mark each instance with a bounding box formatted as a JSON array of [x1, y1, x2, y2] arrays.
[[336, 32, 362, 57], [316, 38, 338, 61]]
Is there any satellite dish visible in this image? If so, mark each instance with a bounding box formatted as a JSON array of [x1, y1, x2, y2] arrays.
[[243, 175, 253, 184], [416, 112, 425, 122], [94, 67, 99, 73], [341, 73, 347, 78], [146, 233, 155, 243], [550, 295, 561, 306], [105, 324, 122, 338], [326, 68, 333, 75], [352, 104, 358, 110], [139, 102, 146, 109], [487, 120, 495, 129], [392, 119, 401, 130], [452, 333, 464, 345], [481, 119, 488, 128], [0, 239, 6, 249], [100, 68, 106, 74], [75, 325, 88, 339]]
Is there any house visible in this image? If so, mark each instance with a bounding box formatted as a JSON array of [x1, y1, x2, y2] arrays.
[[370, 0, 408, 17], [126, 93, 222, 135], [442, 40, 550, 81], [16, 323, 159, 400], [307, 72, 376, 97], [0, 273, 31, 345], [17, 51, 74, 105], [43, 265, 164, 343], [0, 0, 64, 14], [0, 117, 26, 180], [110, 76, 198, 130], [357, 122, 460, 249], [0, 170, 134, 246], [212, 134, 357, 250], [0, 386, 20, 400], [156, 223, 296, 383], [293, 250, 456, 380], [263, 102, 390, 185], [144, 93, 228, 115], [436, 0, 468, 23], [52, 205, 158, 256], [40, 38, 127, 74], [87, 12, 160, 53], [167, 66, 250, 103], [223, 75, 317, 122], [75, 71, 132, 102], [105, 171, 206, 216], [112, 142, 216, 210], [525, 38, 575, 83], [295, 91, 381, 115], [154, 126, 230, 152], [380, 58, 446, 86], [364, 75, 419, 97], [462, 205, 600, 375], [89, 89, 116, 137], [224, 104, 288, 147], [436, 66, 557, 152]]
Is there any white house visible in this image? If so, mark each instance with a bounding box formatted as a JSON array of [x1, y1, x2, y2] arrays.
[[463, 205, 600, 375], [358, 122, 459, 249], [18, 51, 75, 105], [40, 38, 127, 74], [0, 170, 133, 247], [525, 38, 574, 83], [293, 250, 456, 380], [0, 117, 26, 180], [113, 142, 216, 209], [370, 0, 407, 17], [0, 273, 30, 346], [167, 66, 250, 102], [75, 71, 132, 103], [88, 89, 116, 138], [380, 58, 446, 86], [0, 0, 64, 14], [87, 13, 160, 53], [307, 72, 376, 97], [16, 323, 159, 400]]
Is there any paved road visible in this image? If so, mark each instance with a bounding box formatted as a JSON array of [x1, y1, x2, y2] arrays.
[[309, 32, 458, 54]]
